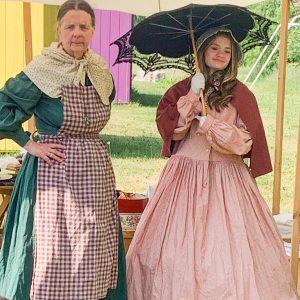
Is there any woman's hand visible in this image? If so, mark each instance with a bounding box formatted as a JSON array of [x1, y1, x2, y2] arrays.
[[24, 140, 66, 166], [191, 72, 205, 96], [195, 115, 207, 126]]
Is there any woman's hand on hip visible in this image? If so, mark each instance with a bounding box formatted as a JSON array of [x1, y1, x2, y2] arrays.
[[24, 140, 66, 165]]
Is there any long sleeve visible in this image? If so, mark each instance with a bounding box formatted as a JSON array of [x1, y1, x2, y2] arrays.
[[156, 77, 191, 157], [196, 114, 253, 155], [0, 72, 42, 146], [173, 90, 202, 140]]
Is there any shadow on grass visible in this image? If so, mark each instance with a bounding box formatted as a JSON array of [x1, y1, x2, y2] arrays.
[[101, 134, 163, 158], [130, 88, 162, 107]]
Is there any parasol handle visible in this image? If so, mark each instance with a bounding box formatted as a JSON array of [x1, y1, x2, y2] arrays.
[[188, 15, 200, 73], [188, 15, 206, 116], [199, 89, 206, 116]]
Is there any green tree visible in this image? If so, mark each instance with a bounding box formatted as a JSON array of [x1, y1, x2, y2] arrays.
[[244, 0, 300, 78]]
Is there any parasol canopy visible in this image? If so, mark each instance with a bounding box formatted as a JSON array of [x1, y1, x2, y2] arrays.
[[111, 3, 275, 74]]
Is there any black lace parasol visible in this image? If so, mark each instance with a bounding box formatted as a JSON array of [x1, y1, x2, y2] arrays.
[[111, 4, 275, 74]]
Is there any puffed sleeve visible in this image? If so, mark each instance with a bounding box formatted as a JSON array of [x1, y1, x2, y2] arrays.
[[173, 90, 202, 140], [0, 72, 42, 146], [196, 114, 253, 155]]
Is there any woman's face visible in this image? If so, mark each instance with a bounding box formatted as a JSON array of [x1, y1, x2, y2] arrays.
[[204, 35, 232, 72], [57, 9, 94, 59]]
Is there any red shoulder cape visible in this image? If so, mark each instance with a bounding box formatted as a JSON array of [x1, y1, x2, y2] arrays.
[[156, 77, 272, 178]]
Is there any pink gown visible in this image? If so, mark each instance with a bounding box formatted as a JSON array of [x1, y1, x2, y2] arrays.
[[126, 90, 298, 300]]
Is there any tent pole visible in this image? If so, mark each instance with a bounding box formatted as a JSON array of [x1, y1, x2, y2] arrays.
[[291, 117, 300, 289], [23, 2, 33, 65], [272, 0, 290, 215], [157, 0, 161, 12], [23, 2, 35, 133]]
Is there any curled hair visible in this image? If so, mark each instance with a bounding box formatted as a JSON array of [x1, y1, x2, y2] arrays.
[[57, 0, 95, 28], [197, 32, 240, 112]]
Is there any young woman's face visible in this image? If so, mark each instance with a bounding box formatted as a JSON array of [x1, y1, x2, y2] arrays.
[[204, 35, 232, 72], [57, 9, 94, 59]]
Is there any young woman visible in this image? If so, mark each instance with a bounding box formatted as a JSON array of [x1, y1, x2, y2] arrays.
[[0, 1, 127, 299], [126, 27, 298, 300]]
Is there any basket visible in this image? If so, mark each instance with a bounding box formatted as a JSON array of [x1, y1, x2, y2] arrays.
[[117, 192, 148, 252]]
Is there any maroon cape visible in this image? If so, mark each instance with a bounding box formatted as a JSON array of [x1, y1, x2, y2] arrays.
[[156, 77, 272, 178]]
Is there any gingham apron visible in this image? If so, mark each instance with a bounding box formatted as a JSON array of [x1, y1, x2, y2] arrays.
[[31, 85, 118, 300]]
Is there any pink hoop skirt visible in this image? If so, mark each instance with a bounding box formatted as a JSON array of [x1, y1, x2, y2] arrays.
[[127, 98, 297, 300]]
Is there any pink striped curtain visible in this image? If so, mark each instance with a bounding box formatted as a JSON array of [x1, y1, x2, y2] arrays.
[[90, 10, 132, 103]]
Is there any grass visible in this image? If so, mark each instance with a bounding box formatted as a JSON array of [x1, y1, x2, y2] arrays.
[[1, 66, 298, 213], [251, 66, 300, 211], [102, 65, 300, 213]]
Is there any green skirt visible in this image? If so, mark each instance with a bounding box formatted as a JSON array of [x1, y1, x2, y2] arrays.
[[0, 154, 127, 300]]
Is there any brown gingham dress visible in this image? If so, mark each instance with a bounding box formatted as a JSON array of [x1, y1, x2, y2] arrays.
[[30, 85, 118, 300]]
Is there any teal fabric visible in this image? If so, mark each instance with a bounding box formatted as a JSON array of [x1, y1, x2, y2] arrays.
[[0, 155, 37, 300], [102, 223, 128, 300], [0, 72, 63, 145], [0, 72, 128, 300]]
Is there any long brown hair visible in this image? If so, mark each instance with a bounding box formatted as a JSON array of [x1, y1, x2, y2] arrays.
[[57, 0, 95, 28], [197, 32, 240, 112]]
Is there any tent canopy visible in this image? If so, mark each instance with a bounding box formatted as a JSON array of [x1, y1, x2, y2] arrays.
[[13, 0, 264, 16]]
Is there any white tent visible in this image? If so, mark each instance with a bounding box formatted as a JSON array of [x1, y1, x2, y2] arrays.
[[5, 0, 294, 212], [8, 0, 265, 16], [5, 0, 300, 287], [9, 0, 294, 211]]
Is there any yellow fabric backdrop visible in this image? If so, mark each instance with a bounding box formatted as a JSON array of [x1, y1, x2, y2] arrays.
[[0, 2, 58, 151]]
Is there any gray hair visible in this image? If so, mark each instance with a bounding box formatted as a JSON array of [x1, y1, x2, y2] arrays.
[[57, 0, 95, 28]]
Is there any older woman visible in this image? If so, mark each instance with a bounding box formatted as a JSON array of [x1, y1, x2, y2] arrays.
[[0, 1, 127, 299]]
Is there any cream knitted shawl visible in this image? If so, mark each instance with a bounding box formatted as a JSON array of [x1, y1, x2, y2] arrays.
[[23, 42, 113, 105]]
